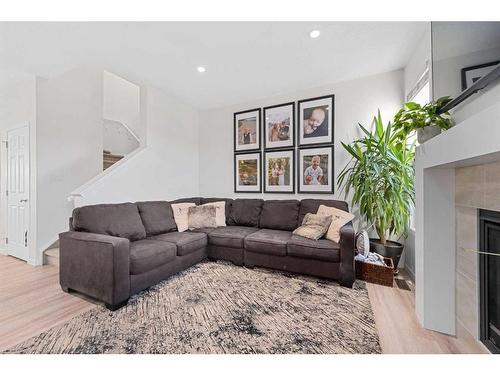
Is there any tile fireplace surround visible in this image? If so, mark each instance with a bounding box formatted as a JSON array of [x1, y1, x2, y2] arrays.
[[415, 99, 500, 353], [455, 163, 499, 347]]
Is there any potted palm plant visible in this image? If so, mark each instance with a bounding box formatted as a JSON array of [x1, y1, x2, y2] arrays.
[[338, 111, 415, 271], [393, 96, 453, 143]]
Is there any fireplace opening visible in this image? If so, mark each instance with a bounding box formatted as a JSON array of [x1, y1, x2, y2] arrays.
[[479, 209, 500, 354]]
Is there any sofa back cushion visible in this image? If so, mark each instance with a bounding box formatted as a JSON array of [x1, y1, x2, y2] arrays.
[[200, 197, 233, 223], [259, 200, 300, 231], [72, 202, 146, 241], [298, 199, 349, 225], [136, 201, 177, 236], [170, 197, 202, 205], [228, 199, 263, 227]]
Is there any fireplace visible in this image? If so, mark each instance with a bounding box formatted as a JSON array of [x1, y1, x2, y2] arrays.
[[479, 209, 500, 354]]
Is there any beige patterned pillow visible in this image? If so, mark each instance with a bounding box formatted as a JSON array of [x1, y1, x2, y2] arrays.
[[171, 203, 195, 232], [201, 201, 226, 227], [188, 205, 217, 230], [292, 213, 332, 240], [317, 205, 355, 243]]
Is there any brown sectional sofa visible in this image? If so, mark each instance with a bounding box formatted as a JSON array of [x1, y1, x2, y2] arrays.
[[59, 197, 355, 310]]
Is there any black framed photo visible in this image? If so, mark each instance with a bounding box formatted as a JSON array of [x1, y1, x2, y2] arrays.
[[234, 108, 261, 152], [234, 152, 262, 193], [461, 61, 500, 91], [298, 146, 334, 194], [298, 95, 334, 146], [264, 149, 295, 193], [263, 102, 295, 150]]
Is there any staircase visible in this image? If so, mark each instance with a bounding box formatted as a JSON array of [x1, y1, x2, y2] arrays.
[[103, 150, 124, 170], [43, 248, 59, 267]]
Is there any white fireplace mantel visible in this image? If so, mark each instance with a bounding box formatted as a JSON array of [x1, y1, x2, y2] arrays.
[[415, 100, 500, 335]]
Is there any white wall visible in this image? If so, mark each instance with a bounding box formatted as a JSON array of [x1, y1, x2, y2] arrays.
[[415, 100, 500, 335], [74, 84, 199, 206], [0, 75, 37, 263], [404, 25, 431, 100], [103, 71, 141, 139], [103, 119, 140, 155], [433, 46, 500, 101], [36, 67, 103, 256], [452, 81, 500, 123], [198, 70, 404, 208], [402, 26, 431, 278], [431, 22, 500, 122]]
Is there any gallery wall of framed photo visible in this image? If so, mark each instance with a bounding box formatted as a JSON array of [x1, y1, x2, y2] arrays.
[[233, 95, 335, 195]]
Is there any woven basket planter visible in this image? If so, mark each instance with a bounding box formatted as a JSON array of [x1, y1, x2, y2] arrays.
[[355, 257, 394, 287]]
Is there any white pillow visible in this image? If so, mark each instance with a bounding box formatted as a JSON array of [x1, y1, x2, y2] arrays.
[[316, 205, 355, 243], [171, 202, 195, 232], [201, 201, 226, 227]]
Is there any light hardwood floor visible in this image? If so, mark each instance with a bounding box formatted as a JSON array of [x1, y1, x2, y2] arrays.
[[0, 255, 95, 351], [0, 254, 489, 353]]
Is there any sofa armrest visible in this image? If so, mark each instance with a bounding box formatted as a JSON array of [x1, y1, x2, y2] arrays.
[[59, 231, 130, 307], [339, 221, 355, 287]]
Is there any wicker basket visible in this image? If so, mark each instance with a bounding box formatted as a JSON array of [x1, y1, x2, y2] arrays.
[[355, 257, 394, 287]]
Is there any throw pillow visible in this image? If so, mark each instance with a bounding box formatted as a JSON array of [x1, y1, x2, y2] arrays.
[[292, 213, 332, 240], [171, 202, 195, 232], [317, 205, 355, 243], [201, 201, 226, 227], [188, 205, 217, 230]]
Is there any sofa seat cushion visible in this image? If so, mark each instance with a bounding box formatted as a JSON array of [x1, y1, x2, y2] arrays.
[[130, 239, 177, 275], [150, 232, 207, 256], [189, 227, 218, 234], [244, 229, 292, 256], [208, 226, 259, 248], [287, 235, 340, 262], [72, 202, 146, 241], [136, 201, 177, 236]]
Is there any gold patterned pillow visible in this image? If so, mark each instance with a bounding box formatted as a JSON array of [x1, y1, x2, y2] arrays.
[[292, 213, 332, 240]]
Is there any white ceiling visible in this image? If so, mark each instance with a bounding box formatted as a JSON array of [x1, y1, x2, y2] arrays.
[[0, 22, 427, 110]]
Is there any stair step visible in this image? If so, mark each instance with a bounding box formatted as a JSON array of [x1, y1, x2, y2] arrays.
[[102, 156, 123, 162], [102, 152, 123, 160], [43, 248, 59, 267], [102, 151, 124, 170]]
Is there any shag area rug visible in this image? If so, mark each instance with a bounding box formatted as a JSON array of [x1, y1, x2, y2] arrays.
[[6, 261, 381, 354]]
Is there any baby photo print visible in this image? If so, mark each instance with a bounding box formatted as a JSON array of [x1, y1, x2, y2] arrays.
[[298, 95, 334, 146], [298, 146, 334, 193]]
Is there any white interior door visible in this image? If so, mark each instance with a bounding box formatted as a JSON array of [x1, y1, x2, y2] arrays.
[[7, 126, 30, 261]]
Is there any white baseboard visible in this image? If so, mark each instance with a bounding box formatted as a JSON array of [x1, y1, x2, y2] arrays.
[[406, 265, 415, 281]]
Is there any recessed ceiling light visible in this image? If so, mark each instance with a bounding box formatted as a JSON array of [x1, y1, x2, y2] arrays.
[[309, 30, 321, 39], [197, 66, 206, 73]]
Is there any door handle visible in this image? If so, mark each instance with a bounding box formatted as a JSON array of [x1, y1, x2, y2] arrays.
[[20, 199, 28, 203]]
